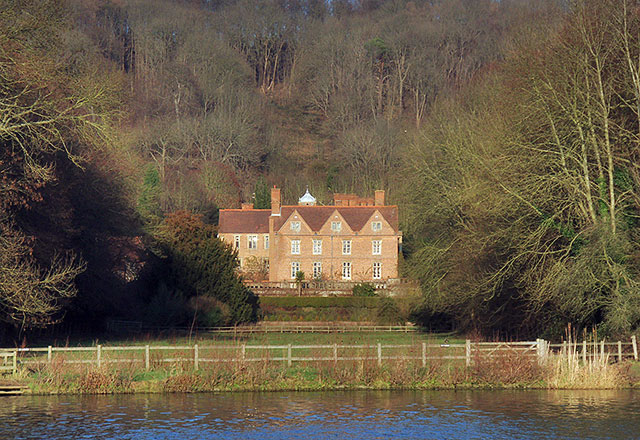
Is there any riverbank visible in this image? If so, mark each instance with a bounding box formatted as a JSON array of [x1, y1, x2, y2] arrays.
[[4, 333, 640, 395], [10, 351, 640, 395]]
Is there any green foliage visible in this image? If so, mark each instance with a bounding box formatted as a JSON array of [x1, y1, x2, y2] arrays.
[[352, 283, 377, 297], [146, 282, 188, 326], [376, 298, 403, 325], [137, 164, 162, 227], [159, 211, 259, 324], [253, 177, 271, 209], [364, 37, 389, 62]]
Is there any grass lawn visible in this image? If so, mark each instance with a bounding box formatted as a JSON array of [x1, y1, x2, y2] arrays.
[[25, 331, 462, 349]]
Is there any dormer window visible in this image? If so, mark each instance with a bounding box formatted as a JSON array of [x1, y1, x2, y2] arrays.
[[331, 221, 342, 232], [290, 221, 301, 232], [372, 221, 382, 232]]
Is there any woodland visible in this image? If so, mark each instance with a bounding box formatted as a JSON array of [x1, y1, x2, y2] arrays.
[[1, 0, 640, 341]]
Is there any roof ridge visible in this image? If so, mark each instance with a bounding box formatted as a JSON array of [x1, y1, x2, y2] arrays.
[[220, 208, 271, 212]]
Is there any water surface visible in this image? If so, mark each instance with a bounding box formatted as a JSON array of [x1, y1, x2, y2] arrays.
[[1, 389, 638, 439]]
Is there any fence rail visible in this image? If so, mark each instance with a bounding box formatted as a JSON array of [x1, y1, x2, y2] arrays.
[[3, 336, 637, 373], [106, 320, 419, 334], [0, 350, 17, 375]]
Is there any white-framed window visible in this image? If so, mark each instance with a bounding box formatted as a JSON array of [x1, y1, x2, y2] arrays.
[[342, 240, 351, 255], [290, 221, 301, 232], [313, 239, 322, 255], [372, 240, 382, 255], [291, 262, 300, 279], [372, 221, 382, 232], [331, 221, 342, 232], [291, 239, 300, 255], [248, 235, 258, 249], [264, 234, 270, 249], [373, 262, 382, 279], [342, 262, 351, 280], [313, 262, 322, 279], [234, 235, 241, 249]]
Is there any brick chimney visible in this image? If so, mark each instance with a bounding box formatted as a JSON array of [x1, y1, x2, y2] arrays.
[[374, 190, 385, 206], [271, 186, 281, 215], [241, 202, 253, 210]]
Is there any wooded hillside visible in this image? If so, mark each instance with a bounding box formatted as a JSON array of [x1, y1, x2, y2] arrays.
[[4, 0, 639, 340]]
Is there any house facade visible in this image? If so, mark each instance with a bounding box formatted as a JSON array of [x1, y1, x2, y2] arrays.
[[218, 187, 402, 282]]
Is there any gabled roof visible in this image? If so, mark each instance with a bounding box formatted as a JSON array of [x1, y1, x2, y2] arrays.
[[275, 206, 398, 233], [218, 209, 270, 233], [275, 206, 335, 231]]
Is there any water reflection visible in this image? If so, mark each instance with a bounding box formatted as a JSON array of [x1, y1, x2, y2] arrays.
[[0, 389, 638, 439]]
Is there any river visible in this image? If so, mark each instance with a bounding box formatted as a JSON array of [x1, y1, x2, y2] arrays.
[[1, 389, 638, 439]]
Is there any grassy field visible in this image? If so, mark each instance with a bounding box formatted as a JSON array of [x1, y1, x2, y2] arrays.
[[23, 330, 462, 349]]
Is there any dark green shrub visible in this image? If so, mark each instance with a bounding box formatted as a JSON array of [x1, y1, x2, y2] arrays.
[[159, 211, 260, 324], [353, 283, 377, 297], [376, 297, 403, 325], [146, 282, 188, 326]]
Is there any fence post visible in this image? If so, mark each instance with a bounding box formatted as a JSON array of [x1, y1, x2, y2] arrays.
[[194, 344, 199, 371], [536, 339, 547, 365], [242, 344, 246, 362], [618, 341, 622, 363], [145, 345, 150, 371], [12, 349, 17, 374], [582, 340, 587, 364], [96, 345, 102, 368], [632, 335, 638, 361], [333, 343, 338, 364], [465, 340, 471, 367], [47, 346, 52, 364], [536, 339, 542, 363], [422, 342, 426, 367], [287, 344, 292, 367], [600, 340, 605, 359], [377, 343, 382, 366]]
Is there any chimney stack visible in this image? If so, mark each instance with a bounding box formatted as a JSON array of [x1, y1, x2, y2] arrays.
[[374, 190, 385, 206], [271, 186, 281, 215], [241, 202, 253, 210]]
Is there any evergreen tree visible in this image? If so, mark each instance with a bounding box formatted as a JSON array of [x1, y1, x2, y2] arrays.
[[253, 177, 271, 209], [160, 211, 260, 324], [137, 164, 162, 227]]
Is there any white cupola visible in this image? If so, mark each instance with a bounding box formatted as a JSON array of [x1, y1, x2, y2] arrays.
[[298, 187, 317, 206]]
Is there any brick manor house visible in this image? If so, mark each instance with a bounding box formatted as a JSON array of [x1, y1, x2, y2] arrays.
[[218, 187, 402, 282]]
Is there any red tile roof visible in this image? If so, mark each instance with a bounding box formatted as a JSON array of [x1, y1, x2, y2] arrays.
[[275, 205, 398, 233], [218, 209, 270, 233], [219, 206, 399, 234]]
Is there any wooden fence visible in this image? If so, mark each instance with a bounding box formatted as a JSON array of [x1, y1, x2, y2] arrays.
[[0, 350, 17, 375], [106, 320, 419, 335], [2, 337, 637, 373], [547, 336, 639, 364]]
